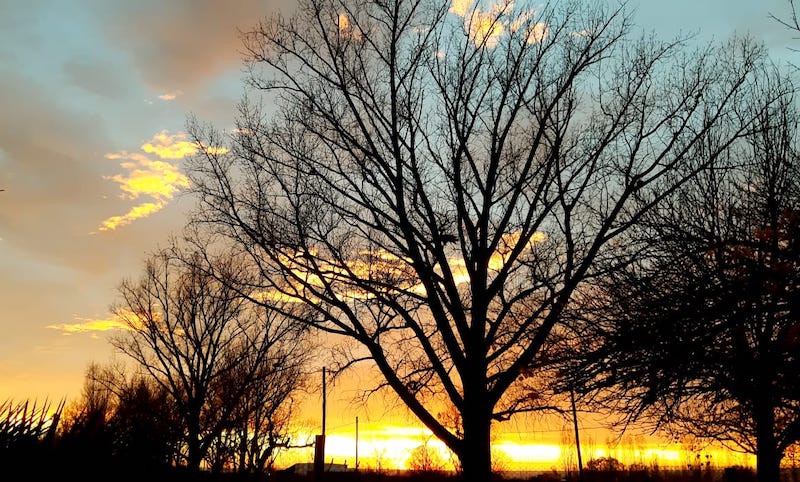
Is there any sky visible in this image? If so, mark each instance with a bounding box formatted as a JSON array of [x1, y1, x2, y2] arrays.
[[0, 0, 797, 470]]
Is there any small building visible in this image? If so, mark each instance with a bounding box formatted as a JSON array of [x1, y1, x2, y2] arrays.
[[279, 462, 349, 476]]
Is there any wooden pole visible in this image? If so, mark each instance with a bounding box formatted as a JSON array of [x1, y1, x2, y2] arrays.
[[322, 367, 327, 436], [315, 367, 327, 482], [355, 416, 359, 471], [571, 385, 584, 482]]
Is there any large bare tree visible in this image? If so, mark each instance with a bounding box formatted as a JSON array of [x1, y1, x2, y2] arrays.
[[186, 0, 782, 478], [111, 248, 308, 474]]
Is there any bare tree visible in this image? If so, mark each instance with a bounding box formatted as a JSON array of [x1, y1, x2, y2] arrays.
[[577, 78, 800, 482], [407, 438, 446, 472], [208, 333, 308, 476], [65, 362, 182, 472], [771, 0, 800, 53], [186, 0, 781, 478], [111, 248, 307, 474]]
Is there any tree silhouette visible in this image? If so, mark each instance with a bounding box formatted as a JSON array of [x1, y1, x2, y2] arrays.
[[579, 80, 800, 482], [407, 439, 446, 473], [58, 363, 180, 477], [186, 0, 780, 478], [111, 248, 308, 475]]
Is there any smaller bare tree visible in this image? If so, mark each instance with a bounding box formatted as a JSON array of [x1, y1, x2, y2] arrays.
[[111, 247, 309, 475], [407, 438, 446, 472]]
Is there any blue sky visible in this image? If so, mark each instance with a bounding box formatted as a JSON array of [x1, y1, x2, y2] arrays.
[[0, 0, 796, 406]]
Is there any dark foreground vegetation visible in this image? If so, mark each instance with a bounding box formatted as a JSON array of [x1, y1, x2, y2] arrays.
[[0, 396, 791, 482]]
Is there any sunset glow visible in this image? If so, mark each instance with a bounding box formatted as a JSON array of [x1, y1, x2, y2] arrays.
[[0, 1, 793, 480], [273, 423, 757, 473], [260, 231, 548, 303]]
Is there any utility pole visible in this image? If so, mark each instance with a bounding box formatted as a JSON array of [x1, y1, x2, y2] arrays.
[[355, 416, 359, 471], [570, 385, 584, 482], [322, 367, 327, 436], [315, 367, 327, 482]]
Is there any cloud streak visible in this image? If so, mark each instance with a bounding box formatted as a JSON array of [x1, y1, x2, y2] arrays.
[[48, 315, 130, 335], [158, 90, 183, 101]]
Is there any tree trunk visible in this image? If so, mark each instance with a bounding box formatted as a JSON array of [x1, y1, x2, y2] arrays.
[[186, 412, 203, 472], [755, 404, 782, 482], [187, 438, 203, 472], [757, 446, 782, 482], [459, 388, 493, 481]]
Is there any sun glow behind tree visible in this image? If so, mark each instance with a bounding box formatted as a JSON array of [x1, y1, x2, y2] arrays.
[[270, 419, 757, 473]]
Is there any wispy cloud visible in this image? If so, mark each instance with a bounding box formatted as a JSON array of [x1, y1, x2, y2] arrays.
[[157, 90, 183, 101], [99, 200, 168, 232], [451, 0, 548, 48]]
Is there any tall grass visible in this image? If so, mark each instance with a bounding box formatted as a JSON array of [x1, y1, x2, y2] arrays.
[[0, 397, 66, 481], [0, 398, 64, 449]]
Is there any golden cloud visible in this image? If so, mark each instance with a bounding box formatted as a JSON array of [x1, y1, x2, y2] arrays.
[[449, 0, 473, 17], [105, 153, 190, 200], [489, 231, 547, 271], [467, 5, 508, 48], [452, 0, 548, 48], [337, 12, 362, 40], [141, 130, 202, 159], [259, 231, 547, 302], [48, 315, 131, 335], [99, 201, 165, 231], [99, 130, 228, 231], [338, 13, 350, 31], [510, 10, 549, 44]]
